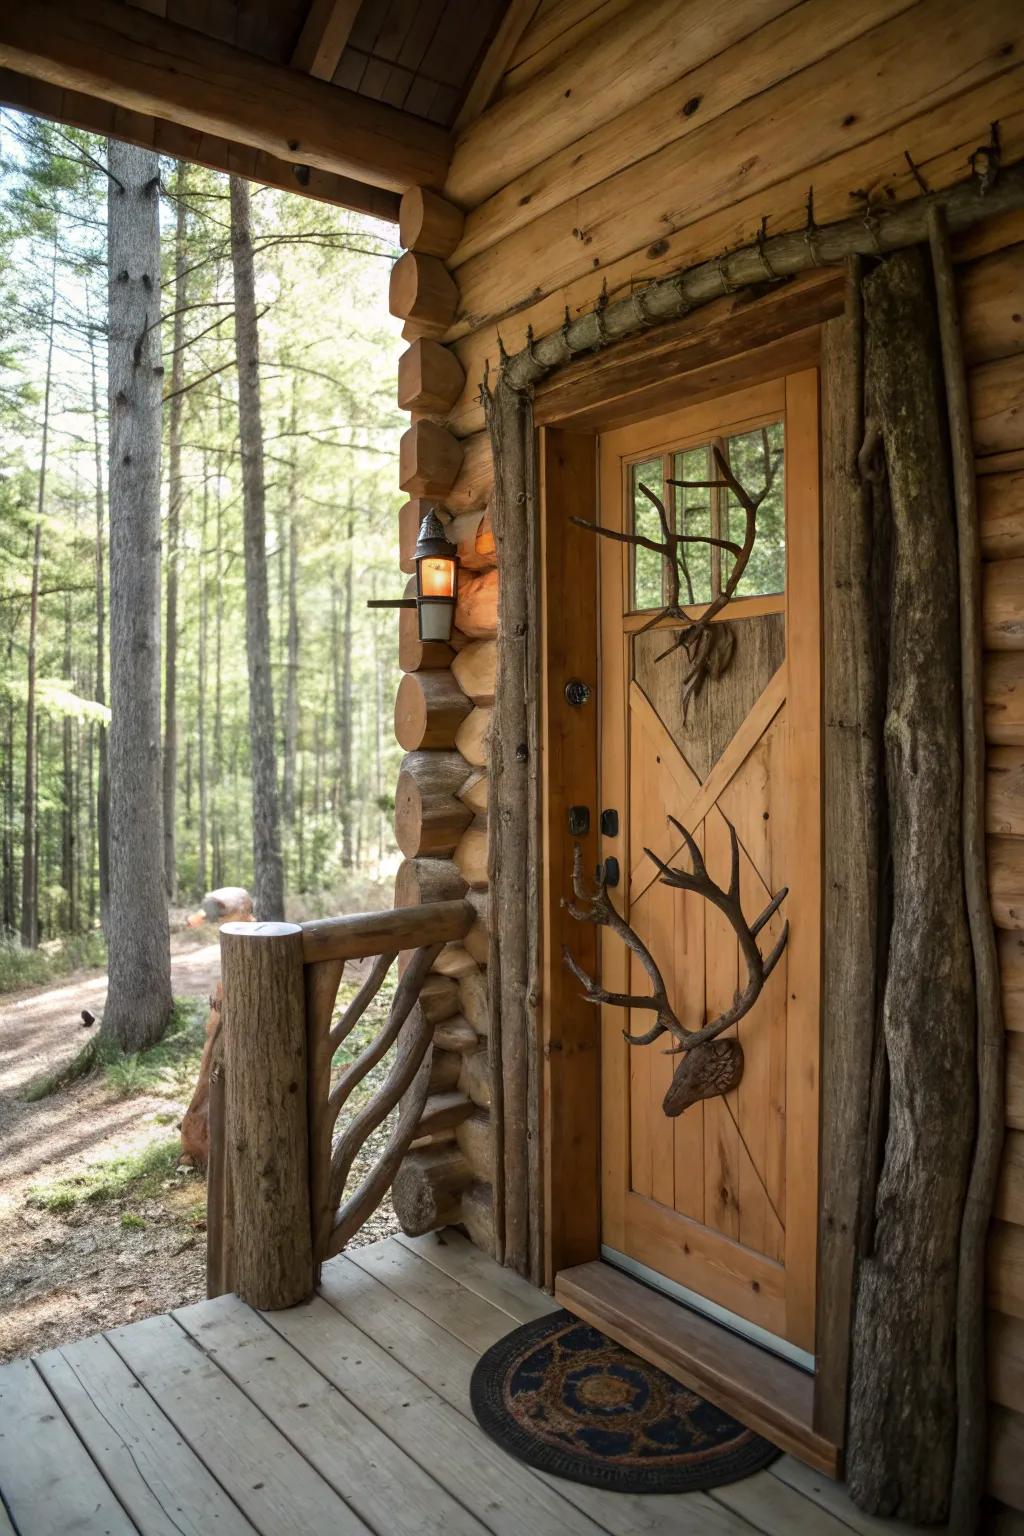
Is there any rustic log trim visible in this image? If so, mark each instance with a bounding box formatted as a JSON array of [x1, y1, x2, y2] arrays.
[[845, 247, 976, 1525], [928, 205, 1006, 1534], [815, 264, 885, 1449], [499, 160, 1024, 394], [539, 426, 601, 1284], [482, 368, 540, 1277]]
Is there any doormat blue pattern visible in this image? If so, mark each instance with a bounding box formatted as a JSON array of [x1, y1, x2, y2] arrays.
[[470, 1309, 780, 1493]]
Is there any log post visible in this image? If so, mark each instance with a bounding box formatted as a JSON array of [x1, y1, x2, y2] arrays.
[[846, 248, 975, 1524], [220, 920, 314, 1309]]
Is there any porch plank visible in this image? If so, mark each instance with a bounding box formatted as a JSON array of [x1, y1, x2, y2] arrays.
[[261, 1290, 610, 1536], [36, 1334, 256, 1536], [713, 1469, 863, 1534], [395, 1229, 557, 1321], [172, 1292, 490, 1536], [106, 1312, 370, 1536], [347, 1235, 519, 1350], [321, 1252, 756, 1536], [771, 1455, 932, 1534], [0, 1356, 137, 1536]]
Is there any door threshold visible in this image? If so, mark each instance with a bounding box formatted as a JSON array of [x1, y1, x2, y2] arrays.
[[555, 1259, 840, 1478]]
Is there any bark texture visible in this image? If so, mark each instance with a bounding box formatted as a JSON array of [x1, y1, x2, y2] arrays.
[[482, 371, 540, 1277], [229, 175, 284, 921], [846, 247, 975, 1524], [220, 920, 313, 1309], [817, 271, 889, 1447], [103, 139, 172, 1051], [162, 162, 188, 901], [501, 161, 1024, 393]]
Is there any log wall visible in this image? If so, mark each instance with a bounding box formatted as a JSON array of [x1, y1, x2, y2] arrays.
[[969, 210, 1024, 1520], [389, 186, 498, 1254], [385, 0, 1024, 1507]]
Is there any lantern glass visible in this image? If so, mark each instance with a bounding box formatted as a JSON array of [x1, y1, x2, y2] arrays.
[[418, 554, 456, 599], [418, 599, 454, 642]]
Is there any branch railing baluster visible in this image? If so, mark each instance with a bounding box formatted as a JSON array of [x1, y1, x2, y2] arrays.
[[210, 898, 473, 1306]]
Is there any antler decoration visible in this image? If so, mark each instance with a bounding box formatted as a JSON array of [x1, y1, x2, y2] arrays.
[[570, 429, 782, 716], [563, 818, 788, 1116]]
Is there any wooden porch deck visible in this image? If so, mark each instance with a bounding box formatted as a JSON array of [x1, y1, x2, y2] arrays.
[[0, 1230, 910, 1536]]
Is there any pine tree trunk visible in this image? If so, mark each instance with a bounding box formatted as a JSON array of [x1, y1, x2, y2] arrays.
[[162, 163, 189, 902], [212, 460, 224, 890], [340, 511, 354, 867], [20, 517, 42, 948], [86, 717, 96, 928], [198, 475, 209, 896], [61, 592, 75, 931], [103, 139, 172, 1052], [282, 493, 299, 828], [20, 241, 57, 949], [371, 582, 384, 864], [229, 174, 284, 921], [3, 639, 16, 935], [87, 308, 111, 932]]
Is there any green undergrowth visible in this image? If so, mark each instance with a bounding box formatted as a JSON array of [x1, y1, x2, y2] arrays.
[[101, 996, 207, 1099], [27, 1137, 195, 1213], [0, 930, 107, 995], [22, 996, 207, 1104]]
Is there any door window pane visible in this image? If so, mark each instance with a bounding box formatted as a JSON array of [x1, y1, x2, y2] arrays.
[[673, 445, 713, 607], [630, 456, 665, 611], [722, 421, 785, 597]]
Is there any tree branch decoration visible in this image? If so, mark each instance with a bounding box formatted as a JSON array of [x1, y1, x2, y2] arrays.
[[571, 429, 782, 715], [563, 816, 788, 1116]]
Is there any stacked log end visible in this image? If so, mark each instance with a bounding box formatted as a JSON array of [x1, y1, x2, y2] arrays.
[[390, 184, 498, 1255]]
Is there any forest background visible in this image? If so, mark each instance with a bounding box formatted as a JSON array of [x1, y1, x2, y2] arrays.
[[0, 108, 405, 995]]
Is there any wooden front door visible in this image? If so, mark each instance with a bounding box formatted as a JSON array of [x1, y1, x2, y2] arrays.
[[597, 372, 821, 1356]]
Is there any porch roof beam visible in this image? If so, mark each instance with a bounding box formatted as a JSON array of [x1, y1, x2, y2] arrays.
[[0, 68, 401, 221], [0, 0, 451, 194]]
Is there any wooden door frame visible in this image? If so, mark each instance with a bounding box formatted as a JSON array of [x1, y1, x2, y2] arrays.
[[535, 271, 855, 1462]]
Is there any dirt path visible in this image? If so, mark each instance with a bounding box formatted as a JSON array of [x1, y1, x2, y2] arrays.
[[0, 945, 221, 1363]]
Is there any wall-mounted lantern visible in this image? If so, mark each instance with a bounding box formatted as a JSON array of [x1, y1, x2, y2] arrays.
[[368, 506, 459, 643]]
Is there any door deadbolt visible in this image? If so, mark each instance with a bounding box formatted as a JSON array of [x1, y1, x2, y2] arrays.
[[564, 678, 592, 708]]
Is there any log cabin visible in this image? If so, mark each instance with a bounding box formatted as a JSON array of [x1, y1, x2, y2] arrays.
[[1, 1, 1024, 1531]]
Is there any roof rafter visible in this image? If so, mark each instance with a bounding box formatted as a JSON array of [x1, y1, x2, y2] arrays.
[[290, 0, 363, 82], [454, 0, 540, 132]]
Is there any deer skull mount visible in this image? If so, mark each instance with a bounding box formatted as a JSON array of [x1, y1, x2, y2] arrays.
[[562, 818, 789, 1116]]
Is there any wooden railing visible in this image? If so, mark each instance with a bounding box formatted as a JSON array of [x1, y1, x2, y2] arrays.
[[207, 899, 473, 1309]]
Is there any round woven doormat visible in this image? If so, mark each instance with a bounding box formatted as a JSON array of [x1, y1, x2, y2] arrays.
[[470, 1309, 780, 1494]]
